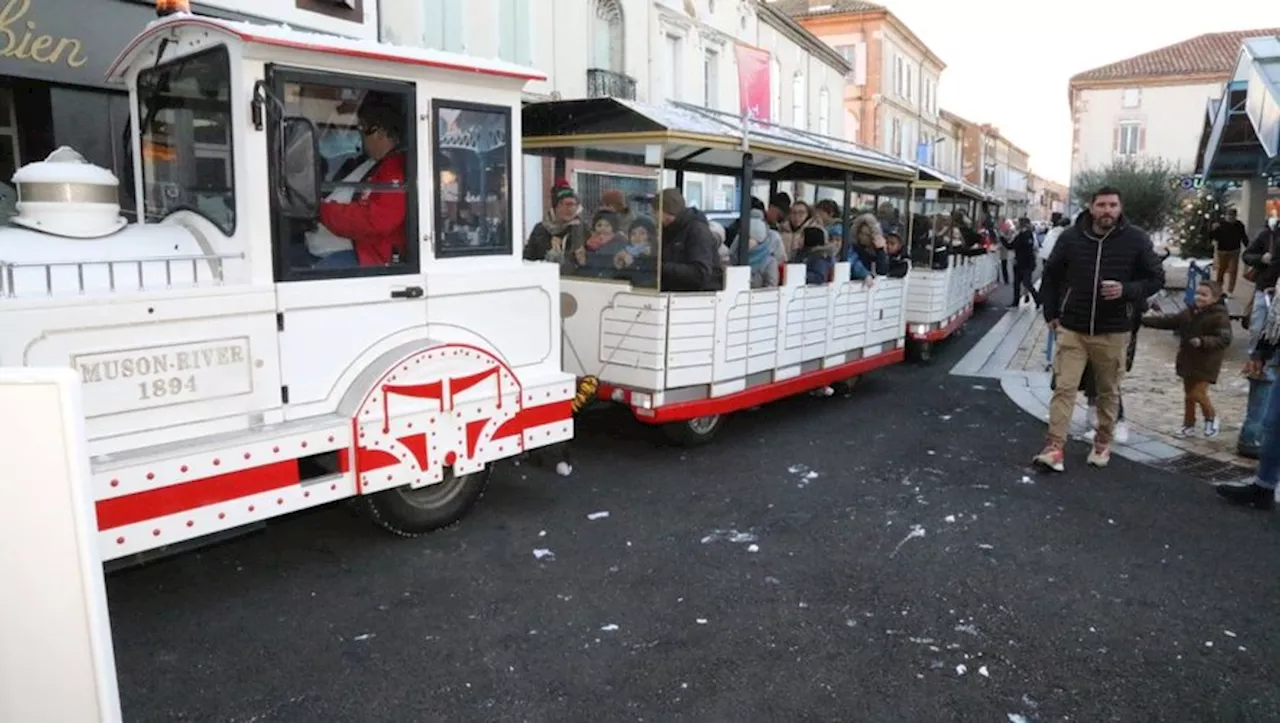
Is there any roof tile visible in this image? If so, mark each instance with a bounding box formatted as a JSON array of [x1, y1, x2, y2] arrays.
[[1071, 27, 1280, 83], [766, 0, 886, 18]]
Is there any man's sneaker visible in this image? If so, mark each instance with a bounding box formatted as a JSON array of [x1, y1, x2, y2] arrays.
[[1214, 480, 1276, 510], [1033, 444, 1065, 472], [1177, 425, 1196, 438], [1086, 441, 1111, 467], [1114, 421, 1130, 444], [1204, 418, 1220, 438]]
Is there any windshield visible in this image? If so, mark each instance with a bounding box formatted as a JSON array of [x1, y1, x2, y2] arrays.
[[136, 45, 235, 234]]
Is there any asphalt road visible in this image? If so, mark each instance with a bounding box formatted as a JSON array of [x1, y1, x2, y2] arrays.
[[107, 283, 1280, 723]]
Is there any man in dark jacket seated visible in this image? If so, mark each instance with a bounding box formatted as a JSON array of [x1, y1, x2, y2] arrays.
[[657, 188, 721, 292], [1034, 186, 1165, 472]]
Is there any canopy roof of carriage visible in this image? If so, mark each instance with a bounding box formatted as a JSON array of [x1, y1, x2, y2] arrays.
[[521, 97, 918, 183]]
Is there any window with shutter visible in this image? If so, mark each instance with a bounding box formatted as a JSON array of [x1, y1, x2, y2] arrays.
[[422, 0, 465, 53]]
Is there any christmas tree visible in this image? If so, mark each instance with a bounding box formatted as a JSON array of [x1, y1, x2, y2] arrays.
[[1174, 185, 1230, 259]]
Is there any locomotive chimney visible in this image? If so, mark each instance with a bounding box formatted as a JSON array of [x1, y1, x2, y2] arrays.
[[156, 0, 190, 17]]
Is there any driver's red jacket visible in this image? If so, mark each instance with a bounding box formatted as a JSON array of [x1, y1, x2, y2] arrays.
[[319, 150, 408, 266]]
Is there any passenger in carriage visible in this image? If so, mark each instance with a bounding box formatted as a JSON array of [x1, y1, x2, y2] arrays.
[[524, 181, 588, 272], [883, 225, 911, 279], [612, 216, 659, 285], [578, 209, 628, 276], [954, 210, 989, 257], [848, 211, 890, 275], [815, 199, 844, 240], [657, 188, 721, 292], [780, 201, 823, 252], [767, 193, 792, 230], [599, 189, 636, 235], [312, 100, 409, 268], [727, 209, 785, 288], [795, 226, 838, 285]]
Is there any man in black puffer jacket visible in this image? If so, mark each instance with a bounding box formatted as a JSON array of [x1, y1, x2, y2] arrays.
[[1035, 186, 1165, 472]]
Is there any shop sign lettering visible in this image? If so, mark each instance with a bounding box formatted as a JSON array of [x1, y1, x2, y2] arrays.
[[0, 0, 87, 69]]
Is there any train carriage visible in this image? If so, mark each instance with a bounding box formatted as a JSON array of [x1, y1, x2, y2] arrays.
[[521, 98, 917, 444]]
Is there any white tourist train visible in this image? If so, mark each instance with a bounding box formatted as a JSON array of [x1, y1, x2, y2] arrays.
[[0, 9, 1001, 563]]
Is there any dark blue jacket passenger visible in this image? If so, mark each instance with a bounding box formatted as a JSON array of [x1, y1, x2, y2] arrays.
[[794, 226, 837, 285]]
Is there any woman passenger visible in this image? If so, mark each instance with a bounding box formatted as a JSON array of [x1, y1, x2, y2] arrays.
[[727, 209, 785, 288], [780, 201, 823, 253]]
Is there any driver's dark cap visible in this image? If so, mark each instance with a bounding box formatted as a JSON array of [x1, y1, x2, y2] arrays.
[[358, 101, 403, 139]]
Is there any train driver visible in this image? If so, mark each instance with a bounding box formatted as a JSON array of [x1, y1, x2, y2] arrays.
[[316, 99, 408, 268]]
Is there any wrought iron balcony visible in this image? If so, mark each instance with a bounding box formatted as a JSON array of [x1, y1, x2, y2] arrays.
[[587, 68, 637, 101]]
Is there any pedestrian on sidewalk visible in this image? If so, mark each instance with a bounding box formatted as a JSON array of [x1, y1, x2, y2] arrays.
[[1139, 280, 1233, 438], [1005, 217, 1041, 308], [1211, 208, 1249, 295], [1216, 290, 1280, 511], [1081, 297, 1146, 444], [1033, 186, 1166, 472]]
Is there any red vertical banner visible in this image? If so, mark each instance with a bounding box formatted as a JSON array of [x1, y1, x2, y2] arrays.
[[735, 44, 771, 120]]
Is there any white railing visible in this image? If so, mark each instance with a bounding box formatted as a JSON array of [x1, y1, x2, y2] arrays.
[[0, 253, 243, 298]]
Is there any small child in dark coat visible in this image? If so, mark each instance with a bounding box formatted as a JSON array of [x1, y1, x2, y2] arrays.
[[1140, 280, 1234, 437], [794, 226, 836, 285]]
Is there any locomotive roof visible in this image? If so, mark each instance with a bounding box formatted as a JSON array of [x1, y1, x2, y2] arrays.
[[106, 13, 546, 84]]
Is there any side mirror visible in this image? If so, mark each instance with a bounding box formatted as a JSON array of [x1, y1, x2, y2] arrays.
[[276, 116, 321, 218]]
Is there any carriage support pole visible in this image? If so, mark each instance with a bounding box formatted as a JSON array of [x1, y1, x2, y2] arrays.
[[0, 368, 123, 722], [842, 172, 854, 257], [736, 153, 755, 266]]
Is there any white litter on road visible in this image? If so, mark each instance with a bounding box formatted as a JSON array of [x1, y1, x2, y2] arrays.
[[533, 548, 555, 560], [587, 511, 610, 520], [600, 624, 619, 632]]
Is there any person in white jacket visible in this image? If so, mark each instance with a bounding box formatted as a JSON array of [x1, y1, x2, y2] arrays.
[[1038, 212, 1067, 265]]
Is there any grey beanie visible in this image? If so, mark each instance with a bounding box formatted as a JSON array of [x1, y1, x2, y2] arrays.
[[749, 217, 768, 242]]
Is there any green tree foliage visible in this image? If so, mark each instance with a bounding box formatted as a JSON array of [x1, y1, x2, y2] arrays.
[[1072, 157, 1183, 233], [1173, 185, 1231, 259]]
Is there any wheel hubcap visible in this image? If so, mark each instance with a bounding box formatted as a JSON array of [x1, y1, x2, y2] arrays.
[[687, 415, 720, 435]]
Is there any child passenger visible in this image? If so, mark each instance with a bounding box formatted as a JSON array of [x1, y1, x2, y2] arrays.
[[1140, 280, 1234, 437]]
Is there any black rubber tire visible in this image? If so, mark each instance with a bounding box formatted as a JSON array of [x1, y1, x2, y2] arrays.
[[662, 414, 724, 446], [361, 466, 491, 537], [832, 375, 862, 394], [908, 340, 933, 363]]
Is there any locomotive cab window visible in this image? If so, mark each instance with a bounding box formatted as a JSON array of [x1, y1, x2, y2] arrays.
[[268, 68, 419, 280], [137, 45, 235, 234], [432, 100, 512, 258]]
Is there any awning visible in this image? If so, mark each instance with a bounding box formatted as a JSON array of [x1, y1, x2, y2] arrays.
[[1197, 35, 1280, 180], [521, 97, 918, 182]]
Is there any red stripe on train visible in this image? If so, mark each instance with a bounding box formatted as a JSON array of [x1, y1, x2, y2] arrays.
[[95, 460, 301, 531]]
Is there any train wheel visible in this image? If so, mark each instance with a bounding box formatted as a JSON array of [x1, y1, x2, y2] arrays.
[[663, 414, 724, 446], [362, 466, 491, 537], [909, 340, 933, 363], [833, 375, 862, 394]]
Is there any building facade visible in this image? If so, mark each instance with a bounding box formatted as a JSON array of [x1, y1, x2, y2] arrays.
[[1029, 175, 1069, 222], [0, 0, 374, 219], [1069, 27, 1280, 182], [378, 0, 848, 218], [774, 0, 946, 166]]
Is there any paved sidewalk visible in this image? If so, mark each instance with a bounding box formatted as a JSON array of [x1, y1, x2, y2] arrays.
[[954, 286, 1258, 480]]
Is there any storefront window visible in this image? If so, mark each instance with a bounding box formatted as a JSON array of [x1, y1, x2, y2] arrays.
[[136, 46, 235, 234], [432, 101, 512, 257]]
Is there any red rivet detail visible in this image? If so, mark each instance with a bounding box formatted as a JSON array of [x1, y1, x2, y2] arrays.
[[248, 505, 255, 512], [328, 436, 335, 443], [276, 498, 284, 505], [304, 491, 311, 498], [445, 451, 457, 466], [429, 417, 435, 424], [109, 479, 119, 488], [301, 441, 308, 448], [152, 529, 161, 537], [146, 472, 155, 480], [116, 536, 125, 544], [387, 474, 393, 480], [218, 512, 226, 520], [406, 423, 413, 429], [244, 452, 251, 460], [330, 483, 337, 490], [212, 458, 221, 466], [180, 465, 189, 473], [186, 520, 194, 528], [273, 446, 280, 453]]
